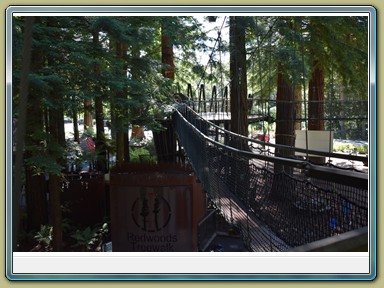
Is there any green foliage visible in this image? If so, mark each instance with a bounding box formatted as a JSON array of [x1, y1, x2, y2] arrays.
[[70, 222, 109, 251], [65, 139, 83, 172], [24, 128, 67, 175], [34, 225, 53, 251], [129, 147, 155, 163], [13, 15, 368, 177], [333, 142, 368, 154], [357, 144, 368, 155], [82, 127, 96, 138], [70, 226, 99, 251]]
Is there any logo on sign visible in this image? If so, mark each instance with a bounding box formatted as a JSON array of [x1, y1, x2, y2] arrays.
[[131, 190, 171, 232]]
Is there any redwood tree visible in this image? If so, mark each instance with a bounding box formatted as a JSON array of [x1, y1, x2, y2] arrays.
[[229, 16, 248, 149], [275, 63, 295, 173]]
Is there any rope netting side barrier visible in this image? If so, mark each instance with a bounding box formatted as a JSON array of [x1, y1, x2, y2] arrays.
[[173, 105, 368, 252]]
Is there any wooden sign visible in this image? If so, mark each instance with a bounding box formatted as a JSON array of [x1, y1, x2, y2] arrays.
[[109, 164, 205, 252]]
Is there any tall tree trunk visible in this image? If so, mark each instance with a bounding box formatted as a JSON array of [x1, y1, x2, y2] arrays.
[[95, 96, 107, 171], [308, 60, 325, 164], [110, 99, 116, 141], [84, 98, 93, 130], [115, 41, 130, 164], [161, 22, 175, 79], [130, 46, 146, 143], [24, 19, 48, 234], [308, 60, 325, 131], [229, 16, 248, 149], [72, 108, 79, 143], [339, 85, 346, 139], [47, 88, 66, 252], [93, 30, 107, 172], [45, 17, 67, 247], [25, 78, 47, 232], [294, 84, 303, 131], [14, 17, 36, 250], [275, 63, 295, 174], [109, 39, 117, 141], [25, 169, 47, 232], [153, 21, 178, 163], [229, 16, 249, 201]]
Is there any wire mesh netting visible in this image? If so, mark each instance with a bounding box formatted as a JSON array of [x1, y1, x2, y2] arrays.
[[173, 104, 368, 252]]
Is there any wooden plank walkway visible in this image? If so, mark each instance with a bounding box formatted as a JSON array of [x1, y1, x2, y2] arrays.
[[211, 179, 290, 252]]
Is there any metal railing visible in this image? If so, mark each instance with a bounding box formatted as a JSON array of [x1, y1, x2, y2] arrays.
[[173, 104, 368, 251]]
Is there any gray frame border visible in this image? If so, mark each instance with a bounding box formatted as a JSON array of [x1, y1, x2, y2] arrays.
[[5, 5, 377, 281]]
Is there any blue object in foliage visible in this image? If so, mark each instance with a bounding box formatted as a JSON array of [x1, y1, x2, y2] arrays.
[[342, 200, 353, 216], [330, 218, 337, 229]]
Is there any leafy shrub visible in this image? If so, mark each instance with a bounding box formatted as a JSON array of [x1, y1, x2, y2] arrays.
[[34, 225, 53, 251], [357, 144, 368, 155]]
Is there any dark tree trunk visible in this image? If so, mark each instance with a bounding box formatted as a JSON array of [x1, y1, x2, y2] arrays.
[[229, 16, 248, 149], [23, 18, 48, 236], [25, 169, 47, 232], [130, 46, 146, 142], [73, 108, 79, 143], [95, 96, 107, 171], [228, 16, 249, 198], [25, 81, 48, 232], [93, 30, 107, 172], [308, 60, 325, 131], [84, 98, 93, 130], [109, 39, 117, 142], [308, 60, 325, 164], [46, 17, 67, 248], [161, 23, 175, 79], [294, 84, 302, 131], [115, 41, 130, 164], [339, 85, 346, 139], [154, 21, 178, 163], [47, 89, 65, 253], [275, 63, 295, 174]]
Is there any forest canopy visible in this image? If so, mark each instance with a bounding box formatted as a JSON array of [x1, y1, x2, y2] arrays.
[[11, 15, 369, 251]]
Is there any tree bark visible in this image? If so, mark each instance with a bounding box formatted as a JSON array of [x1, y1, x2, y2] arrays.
[[153, 20, 178, 163], [161, 22, 175, 79], [84, 98, 93, 130], [21, 17, 47, 236], [132, 126, 145, 140], [275, 63, 295, 174], [130, 46, 146, 142], [115, 41, 130, 164], [294, 84, 302, 131], [25, 169, 47, 232], [47, 86, 65, 253], [229, 16, 248, 149], [228, 16, 249, 200], [308, 60, 325, 164], [93, 30, 107, 172], [339, 85, 346, 139], [308, 60, 325, 131], [72, 108, 79, 143]]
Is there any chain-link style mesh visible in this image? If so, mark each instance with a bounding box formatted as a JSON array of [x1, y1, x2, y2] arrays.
[[173, 105, 368, 252]]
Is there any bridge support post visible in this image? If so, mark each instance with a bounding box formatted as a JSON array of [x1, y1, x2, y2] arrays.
[[153, 120, 179, 163]]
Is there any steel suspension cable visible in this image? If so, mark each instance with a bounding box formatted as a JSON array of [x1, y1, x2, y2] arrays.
[[194, 17, 227, 96]]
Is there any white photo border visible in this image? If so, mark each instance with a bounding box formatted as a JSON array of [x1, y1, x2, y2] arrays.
[[5, 5, 377, 281]]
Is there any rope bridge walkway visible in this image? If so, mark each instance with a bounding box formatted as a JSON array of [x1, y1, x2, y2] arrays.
[[173, 104, 368, 252]]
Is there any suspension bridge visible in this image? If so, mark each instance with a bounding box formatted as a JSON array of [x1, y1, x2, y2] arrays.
[[156, 16, 369, 251], [169, 101, 368, 252]]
